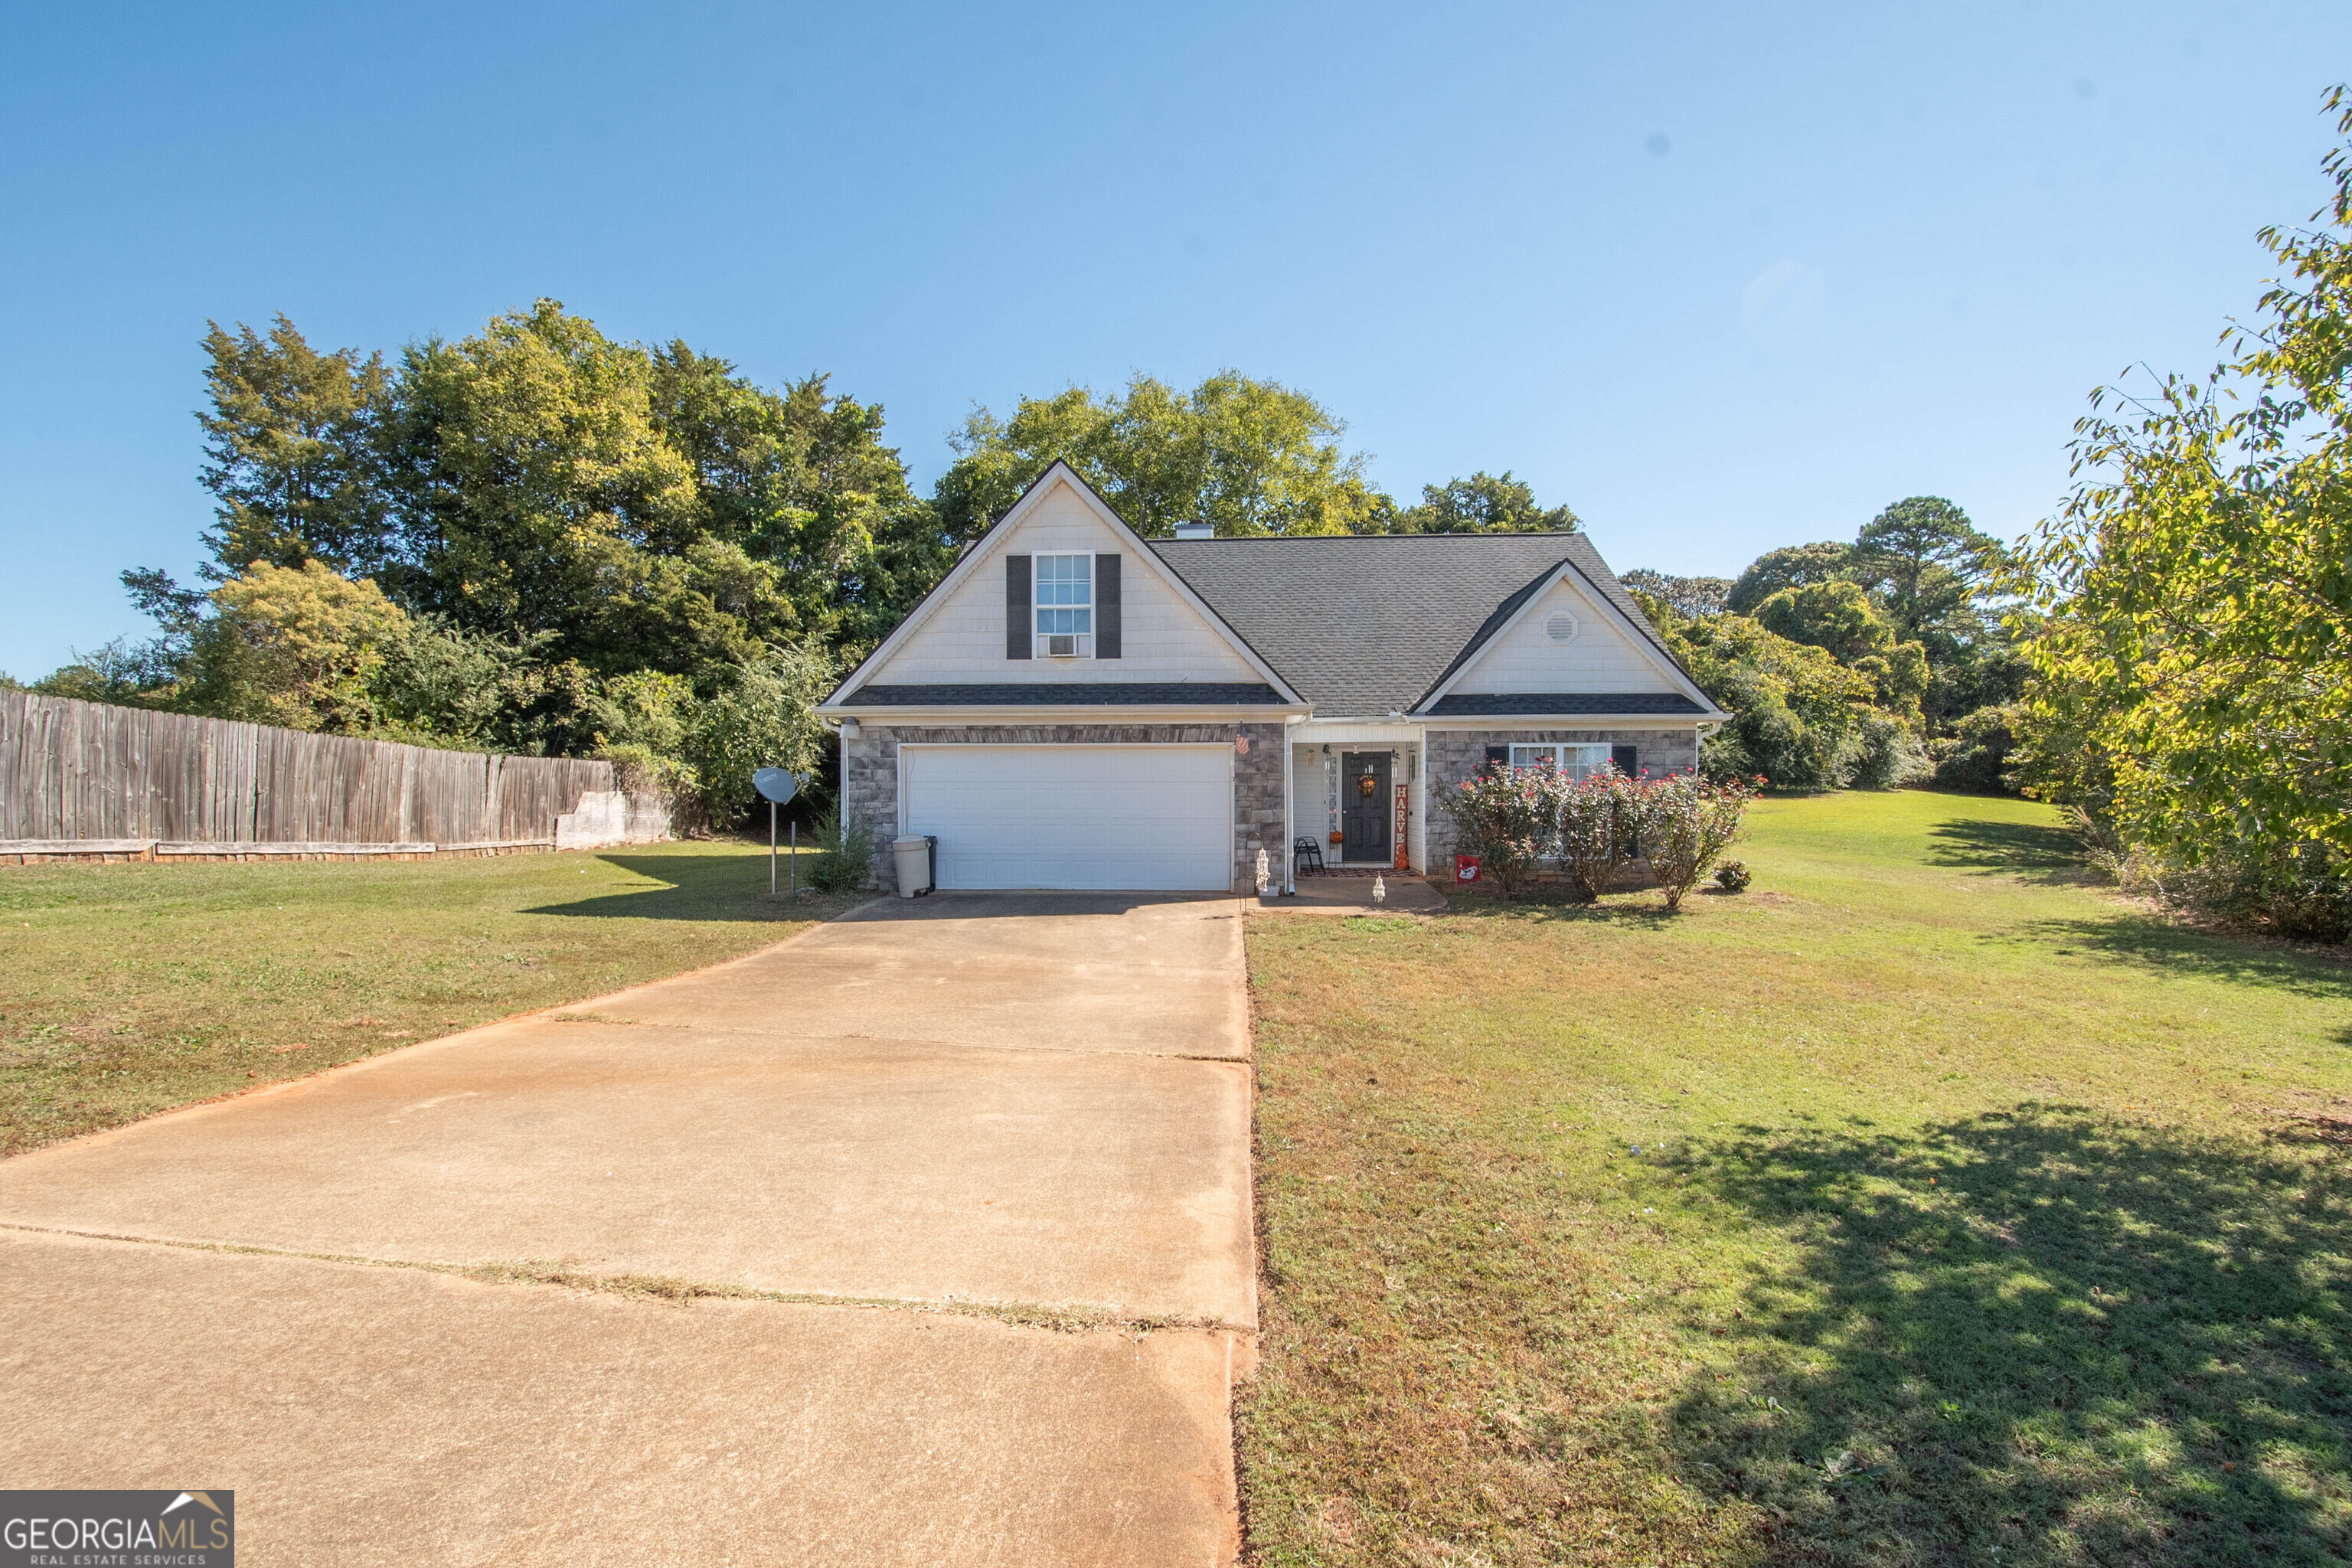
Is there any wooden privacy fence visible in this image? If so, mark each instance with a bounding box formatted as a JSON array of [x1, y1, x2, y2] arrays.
[[1, 690, 627, 858]]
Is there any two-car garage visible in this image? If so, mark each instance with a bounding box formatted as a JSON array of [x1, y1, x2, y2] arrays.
[[898, 744, 1235, 891]]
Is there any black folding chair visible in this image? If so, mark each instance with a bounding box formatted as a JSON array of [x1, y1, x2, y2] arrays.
[[1292, 836, 1325, 876]]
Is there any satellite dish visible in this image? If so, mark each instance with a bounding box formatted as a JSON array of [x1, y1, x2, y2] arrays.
[[753, 768, 803, 805]]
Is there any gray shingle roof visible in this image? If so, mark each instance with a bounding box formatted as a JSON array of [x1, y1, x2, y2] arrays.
[[844, 682, 1286, 706], [1424, 691, 1707, 716], [1148, 532, 1681, 718]]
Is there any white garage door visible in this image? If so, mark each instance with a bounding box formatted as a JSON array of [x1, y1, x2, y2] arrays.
[[902, 744, 1233, 891]]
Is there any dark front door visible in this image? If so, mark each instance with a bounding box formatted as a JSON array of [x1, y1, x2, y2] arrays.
[[1341, 752, 1392, 863]]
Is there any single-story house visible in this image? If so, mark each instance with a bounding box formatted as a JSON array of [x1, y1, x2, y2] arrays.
[[819, 461, 1731, 893]]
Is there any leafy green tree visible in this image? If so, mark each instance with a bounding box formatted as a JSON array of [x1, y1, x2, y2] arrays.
[[193, 316, 394, 579], [1370, 471, 1578, 534], [381, 301, 799, 677], [180, 561, 410, 731], [2020, 87, 2352, 865], [368, 622, 562, 751], [1725, 541, 1854, 613], [646, 347, 942, 649], [1619, 570, 1732, 618], [681, 644, 838, 824], [28, 638, 180, 705], [1634, 593, 1884, 790], [1852, 495, 2004, 642], [933, 370, 1384, 538], [1753, 580, 1893, 665]]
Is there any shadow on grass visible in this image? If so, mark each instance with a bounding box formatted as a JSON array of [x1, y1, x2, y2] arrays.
[[1443, 893, 1689, 928], [1662, 1106, 2352, 1565], [2013, 913, 2352, 1006], [1928, 816, 2089, 884], [523, 852, 833, 921]]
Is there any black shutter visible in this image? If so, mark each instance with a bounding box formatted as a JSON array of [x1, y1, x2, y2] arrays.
[[1612, 744, 1639, 778], [1484, 745, 1510, 776], [1005, 554, 1031, 660], [1095, 553, 1122, 659]]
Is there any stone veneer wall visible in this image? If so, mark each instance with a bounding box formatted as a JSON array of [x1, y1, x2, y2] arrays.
[[840, 721, 1288, 893], [1423, 727, 1702, 866]]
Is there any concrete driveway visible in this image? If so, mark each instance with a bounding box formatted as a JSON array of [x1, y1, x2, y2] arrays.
[[0, 893, 1256, 1566]]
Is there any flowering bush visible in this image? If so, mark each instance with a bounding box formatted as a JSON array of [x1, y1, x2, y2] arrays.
[[1559, 766, 1641, 900], [1438, 761, 1568, 897], [1639, 773, 1759, 910]]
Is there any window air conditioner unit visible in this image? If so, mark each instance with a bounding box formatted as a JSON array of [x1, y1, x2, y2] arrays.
[[1047, 634, 1078, 658]]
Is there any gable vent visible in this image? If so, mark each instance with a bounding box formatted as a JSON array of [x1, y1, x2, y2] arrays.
[[1544, 612, 1579, 645]]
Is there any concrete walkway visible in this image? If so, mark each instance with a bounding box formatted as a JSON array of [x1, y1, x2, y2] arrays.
[[0, 893, 1256, 1566]]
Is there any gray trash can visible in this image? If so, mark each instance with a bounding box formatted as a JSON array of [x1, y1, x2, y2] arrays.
[[893, 835, 933, 897]]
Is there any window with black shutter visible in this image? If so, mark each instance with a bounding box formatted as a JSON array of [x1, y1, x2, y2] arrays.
[[1484, 745, 1510, 776], [1612, 743, 1639, 778], [1095, 554, 1122, 658], [1004, 554, 1031, 660]]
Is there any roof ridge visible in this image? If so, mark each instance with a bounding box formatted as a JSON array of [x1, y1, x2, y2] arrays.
[[1148, 530, 1588, 542]]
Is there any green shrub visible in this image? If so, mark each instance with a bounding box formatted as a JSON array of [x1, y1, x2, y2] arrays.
[[1928, 702, 2021, 793], [1847, 710, 1932, 790], [1714, 859, 1753, 893], [803, 806, 877, 894], [2086, 828, 2352, 944]]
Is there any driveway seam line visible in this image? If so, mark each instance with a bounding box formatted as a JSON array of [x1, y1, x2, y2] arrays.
[[0, 1220, 1261, 1335], [538, 1016, 1252, 1062]]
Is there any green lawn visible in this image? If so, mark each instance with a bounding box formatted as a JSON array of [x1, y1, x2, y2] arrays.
[[0, 841, 857, 1156], [1239, 790, 2352, 1566]]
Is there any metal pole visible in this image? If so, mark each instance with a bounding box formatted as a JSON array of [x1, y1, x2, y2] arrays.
[[789, 820, 797, 896], [769, 799, 777, 897]]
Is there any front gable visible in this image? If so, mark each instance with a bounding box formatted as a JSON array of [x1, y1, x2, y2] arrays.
[[1419, 561, 1721, 716], [825, 463, 1299, 707]]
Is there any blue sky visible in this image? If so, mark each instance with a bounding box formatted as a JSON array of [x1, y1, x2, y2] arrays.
[[2, 2, 2346, 678]]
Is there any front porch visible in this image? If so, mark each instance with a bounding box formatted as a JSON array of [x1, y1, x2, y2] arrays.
[[1284, 723, 1429, 893]]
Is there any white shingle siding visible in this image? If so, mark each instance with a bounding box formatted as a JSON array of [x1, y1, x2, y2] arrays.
[[870, 479, 1263, 686], [1447, 577, 1681, 697]]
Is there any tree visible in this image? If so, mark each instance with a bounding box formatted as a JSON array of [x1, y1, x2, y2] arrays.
[[1726, 541, 1854, 613], [380, 300, 799, 677], [1371, 471, 1578, 534], [680, 643, 838, 825], [646, 348, 941, 650], [193, 316, 394, 579], [181, 561, 410, 731], [141, 302, 940, 685], [933, 370, 1384, 539], [1753, 580, 1894, 665], [27, 638, 180, 705], [1619, 570, 1732, 618], [1634, 591, 1900, 791], [2020, 87, 2352, 865], [1852, 495, 2004, 641]]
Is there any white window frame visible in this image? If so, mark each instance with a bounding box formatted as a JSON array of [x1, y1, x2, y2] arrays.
[[1510, 742, 1612, 780], [1032, 553, 1095, 658]]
